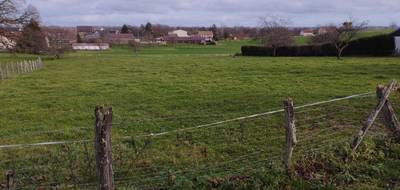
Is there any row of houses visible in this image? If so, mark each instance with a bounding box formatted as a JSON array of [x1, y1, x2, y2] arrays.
[[77, 26, 138, 44], [72, 27, 216, 50], [160, 30, 215, 44], [300, 27, 336, 37]]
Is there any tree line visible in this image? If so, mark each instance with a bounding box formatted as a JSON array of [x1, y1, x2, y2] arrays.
[[259, 16, 368, 59]]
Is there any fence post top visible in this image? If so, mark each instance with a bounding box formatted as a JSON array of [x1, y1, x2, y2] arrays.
[[376, 84, 385, 90], [283, 98, 293, 105], [5, 170, 14, 176], [376, 81, 398, 93], [95, 106, 113, 116]]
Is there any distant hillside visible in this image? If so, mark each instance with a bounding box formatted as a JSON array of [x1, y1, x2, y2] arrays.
[[357, 28, 396, 39]]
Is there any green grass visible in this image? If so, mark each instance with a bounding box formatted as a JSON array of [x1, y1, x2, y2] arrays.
[[294, 36, 311, 46], [0, 42, 399, 189], [293, 28, 395, 46], [118, 39, 260, 55], [357, 28, 395, 39]]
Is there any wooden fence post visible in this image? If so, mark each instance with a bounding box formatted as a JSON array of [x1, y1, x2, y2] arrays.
[[94, 106, 114, 190], [283, 98, 297, 177], [5, 170, 14, 190], [351, 81, 397, 151], [0, 64, 4, 80], [376, 85, 400, 138]]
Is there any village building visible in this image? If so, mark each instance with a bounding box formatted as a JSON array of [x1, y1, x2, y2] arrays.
[[72, 43, 110, 50], [395, 37, 400, 55], [76, 26, 102, 42], [300, 29, 315, 37], [44, 27, 77, 49], [77, 26, 95, 33], [197, 31, 214, 40], [168, 30, 189, 37], [393, 29, 400, 55], [83, 31, 102, 43], [103, 33, 136, 45], [317, 27, 336, 35], [163, 29, 216, 44]]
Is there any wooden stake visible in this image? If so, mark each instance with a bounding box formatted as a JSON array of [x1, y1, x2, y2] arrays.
[[351, 81, 397, 151], [376, 85, 400, 138], [283, 98, 297, 177], [0, 64, 4, 80], [94, 106, 114, 190], [5, 170, 14, 190]]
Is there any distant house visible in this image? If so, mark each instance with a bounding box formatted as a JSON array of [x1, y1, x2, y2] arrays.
[[164, 35, 208, 44], [77, 26, 95, 33], [83, 31, 102, 43], [318, 27, 336, 35], [77, 26, 102, 43], [72, 43, 109, 50], [394, 29, 400, 55], [44, 27, 77, 49], [197, 31, 214, 39], [300, 29, 315, 37], [103, 33, 136, 45], [45, 27, 77, 43], [168, 30, 189, 37]]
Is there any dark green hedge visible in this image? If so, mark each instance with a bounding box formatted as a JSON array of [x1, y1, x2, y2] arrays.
[[242, 34, 396, 57]]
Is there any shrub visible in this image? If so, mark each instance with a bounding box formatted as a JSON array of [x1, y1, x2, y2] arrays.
[[242, 34, 396, 57]]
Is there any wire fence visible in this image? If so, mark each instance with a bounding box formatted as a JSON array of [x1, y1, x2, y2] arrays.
[[0, 90, 399, 189]]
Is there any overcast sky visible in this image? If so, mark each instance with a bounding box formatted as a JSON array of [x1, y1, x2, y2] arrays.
[[26, 0, 399, 27]]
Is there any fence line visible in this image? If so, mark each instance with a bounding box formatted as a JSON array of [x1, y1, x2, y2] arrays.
[[1, 82, 399, 189], [0, 92, 374, 150], [0, 139, 90, 149], [0, 57, 43, 80]]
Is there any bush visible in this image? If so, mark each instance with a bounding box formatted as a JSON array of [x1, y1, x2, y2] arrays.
[[343, 35, 395, 56], [242, 34, 396, 57]]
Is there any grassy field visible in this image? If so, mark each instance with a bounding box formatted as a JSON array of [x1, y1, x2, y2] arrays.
[[357, 28, 396, 39], [0, 41, 400, 189], [293, 28, 395, 46]]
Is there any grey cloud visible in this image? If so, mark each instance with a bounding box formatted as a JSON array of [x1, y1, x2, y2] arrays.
[[26, 0, 400, 26]]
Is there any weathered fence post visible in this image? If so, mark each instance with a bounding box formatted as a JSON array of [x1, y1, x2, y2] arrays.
[[377, 85, 400, 138], [283, 98, 297, 177], [28, 60, 31, 72], [0, 65, 4, 80], [94, 106, 114, 190], [5, 170, 14, 190], [351, 81, 397, 151]]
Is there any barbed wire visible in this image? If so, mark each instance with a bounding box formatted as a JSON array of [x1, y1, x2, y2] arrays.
[[114, 151, 281, 187], [0, 91, 390, 187], [0, 91, 375, 150]]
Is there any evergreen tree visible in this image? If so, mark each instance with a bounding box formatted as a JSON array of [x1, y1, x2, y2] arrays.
[[77, 34, 83, 43], [143, 22, 154, 40], [145, 22, 153, 34], [121, 24, 130, 33], [210, 24, 219, 41], [16, 19, 48, 54]]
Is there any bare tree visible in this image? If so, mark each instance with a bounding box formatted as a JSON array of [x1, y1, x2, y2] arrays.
[[0, 0, 39, 52], [46, 31, 72, 59], [259, 16, 294, 56], [312, 20, 367, 59]]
